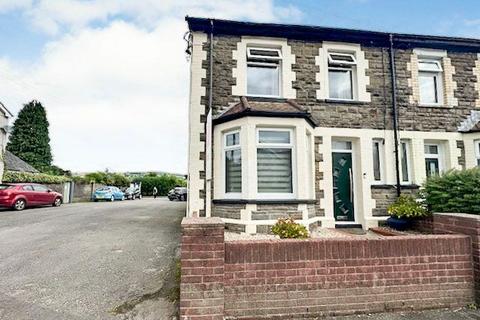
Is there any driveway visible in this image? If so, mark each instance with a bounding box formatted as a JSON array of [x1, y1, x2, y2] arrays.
[[0, 197, 185, 320]]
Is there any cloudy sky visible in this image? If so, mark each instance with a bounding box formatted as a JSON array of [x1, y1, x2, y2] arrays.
[[0, 0, 479, 174]]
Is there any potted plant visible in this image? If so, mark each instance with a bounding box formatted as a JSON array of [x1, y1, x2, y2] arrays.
[[386, 195, 429, 231]]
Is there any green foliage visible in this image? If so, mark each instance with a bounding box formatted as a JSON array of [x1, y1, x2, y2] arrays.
[[134, 174, 186, 196], [271, 217, 309, 239], [423, 168, 480, 214], [387, 195, 429, 219], [3, 170, 70, 184], [7, 100, 52, 171], [43, 165, 72, 177], [74, 171, 131, 187]]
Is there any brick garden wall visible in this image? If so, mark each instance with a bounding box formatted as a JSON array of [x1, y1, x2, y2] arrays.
[[431, 213, 480, 304], [180, 217, 475, 319]]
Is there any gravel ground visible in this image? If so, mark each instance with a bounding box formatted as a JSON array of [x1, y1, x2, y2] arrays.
[[225, 227, 383, 241]]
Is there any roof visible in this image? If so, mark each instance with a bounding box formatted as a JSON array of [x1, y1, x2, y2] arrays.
[[213, 96, 317, 127], [0, 102, 14, 118], [4, 151, 39, 173], [186, 17, 480, 52], [458, 111, 480, 133]]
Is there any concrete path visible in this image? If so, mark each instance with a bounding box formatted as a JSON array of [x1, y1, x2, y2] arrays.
[[0, 198, 185, 320]]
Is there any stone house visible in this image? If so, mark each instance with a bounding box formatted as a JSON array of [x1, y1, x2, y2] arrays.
[[185, 17, 480, 233], [0, 102, 13, 181]]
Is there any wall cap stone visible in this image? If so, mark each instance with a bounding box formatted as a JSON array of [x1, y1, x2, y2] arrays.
[[181, 217, 224, 227], [435, 212, 480, 220]]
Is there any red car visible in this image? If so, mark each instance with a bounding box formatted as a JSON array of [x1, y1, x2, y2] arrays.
[[0, 183, 63, 211]]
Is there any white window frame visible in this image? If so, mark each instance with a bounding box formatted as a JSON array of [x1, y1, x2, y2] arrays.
[[418, 58, 444, 106], [475, 140, 480, 167], [223, 130, 242, 198], [327, 51, 357, 101], [424, 143, 444, 177], [372, 139, 385, 184], [255, 128, 295, 199], [246, 46, 282, 98], [247, 47, 282, 61], [400, 140, 412, 184]]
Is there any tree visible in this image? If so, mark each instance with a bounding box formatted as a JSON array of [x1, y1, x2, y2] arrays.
[[7, 100, 52, 171]]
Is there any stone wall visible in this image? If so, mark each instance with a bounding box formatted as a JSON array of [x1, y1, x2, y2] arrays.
[[180, 217, 475, 319], [371, 185, 420, 217]]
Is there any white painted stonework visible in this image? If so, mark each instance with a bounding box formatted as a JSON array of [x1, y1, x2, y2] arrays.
[[316, 42, 371, 102], [187, 32, 207, 217], [232, 36, 297, 99]]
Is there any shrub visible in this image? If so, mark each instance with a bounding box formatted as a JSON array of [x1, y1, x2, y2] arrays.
[[3, 170, 70, 184], [387, 195, 429, 219], [74, 172, 131, 187], [423, 168, 480, 214], [271, 217, 309, 239], [134, 174, 187, 196]]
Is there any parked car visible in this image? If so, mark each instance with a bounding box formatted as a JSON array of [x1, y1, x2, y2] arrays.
[[167, 187, 187, 201], [0, 183, 63, 211], [93, 186, 124, 202], [123, 185, 142, 200]]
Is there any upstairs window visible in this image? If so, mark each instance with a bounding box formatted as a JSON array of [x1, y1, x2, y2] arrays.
[[224, 131, 241, 193], [424, 143, 443, 177], [256, 129, 293, 195], [418, 59, 443, 105], [328, 52, 356, 100], [247, 47, 281, 97]]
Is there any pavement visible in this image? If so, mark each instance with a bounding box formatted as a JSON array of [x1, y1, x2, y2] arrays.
[[0, 197, 185, 320], [329, 308, 480, 319]]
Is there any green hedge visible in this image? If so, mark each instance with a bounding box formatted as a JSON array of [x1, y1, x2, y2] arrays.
[[73, 172, 130, 187], [134, 174, 186, 196], [3, 170, 70, 184], [423, 168, 480, 214]]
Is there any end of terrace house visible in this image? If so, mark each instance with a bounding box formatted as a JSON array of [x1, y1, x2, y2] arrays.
[[184, 16, 480, 233]]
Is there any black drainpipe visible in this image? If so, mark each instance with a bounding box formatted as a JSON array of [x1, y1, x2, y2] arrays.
[[203, 19, 214, 217], [389, 34, 401, 197]]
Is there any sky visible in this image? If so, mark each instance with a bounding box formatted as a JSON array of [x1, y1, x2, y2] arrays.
[[0, 1, 480, 174]]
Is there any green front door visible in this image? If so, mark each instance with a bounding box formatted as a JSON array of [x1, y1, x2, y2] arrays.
[[332, 152, 354, 222]]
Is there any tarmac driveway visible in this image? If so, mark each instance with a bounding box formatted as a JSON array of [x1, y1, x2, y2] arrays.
[[0, 197, 185, 320]]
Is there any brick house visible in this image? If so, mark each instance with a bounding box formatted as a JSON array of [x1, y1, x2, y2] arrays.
[[185, 17, 480, 233]]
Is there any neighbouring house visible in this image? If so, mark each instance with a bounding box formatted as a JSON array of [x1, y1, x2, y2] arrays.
[[0, 102, 13, 181], [185, 17, 480, 233], [4, 150, 39, 173]]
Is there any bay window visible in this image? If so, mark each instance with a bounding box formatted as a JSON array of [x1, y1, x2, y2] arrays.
[[418, 59, 443, 105], [328, 52, 356, 100], [246, 47, 281, 97], [256, 129, 293, 195], [424, 143, 443, 177], [224, 131, 241, 193]]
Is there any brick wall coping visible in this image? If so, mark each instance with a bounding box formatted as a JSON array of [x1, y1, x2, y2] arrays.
[[435, 212, 480, 220], [181, 217, 224, 227]]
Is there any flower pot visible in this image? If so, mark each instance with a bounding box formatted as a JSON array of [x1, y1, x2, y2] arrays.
[[386, 216, 412, 231]]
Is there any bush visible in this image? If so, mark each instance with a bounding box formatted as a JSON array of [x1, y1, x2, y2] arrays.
[[387, 195, 429, 219], [423, 168, 480, 214], [134, 174, 187, 196], [271, 217, 309, 239], [3, 170, 70, 184], [74, 172, 131, 187]]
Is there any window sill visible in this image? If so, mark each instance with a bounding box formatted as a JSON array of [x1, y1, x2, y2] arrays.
[[213, 199, 317, 205], [370, 184, 420, 190], [320, 99, 368, 105], [417, 103, 453, 109]]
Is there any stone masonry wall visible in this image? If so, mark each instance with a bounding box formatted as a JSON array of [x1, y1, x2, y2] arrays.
[[371, 185, 420, 216], [180, 217, 475, 319]]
